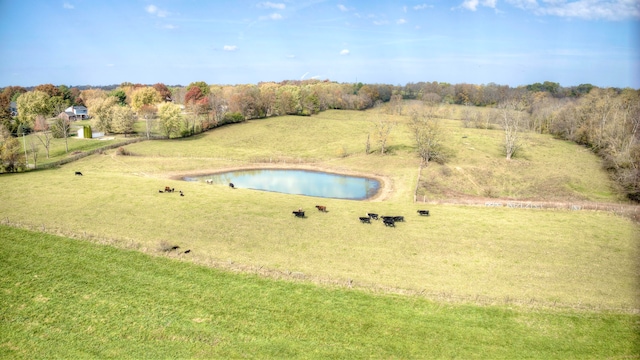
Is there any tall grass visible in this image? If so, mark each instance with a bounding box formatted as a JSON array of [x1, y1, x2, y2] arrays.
[[1, 225, 637, 359]]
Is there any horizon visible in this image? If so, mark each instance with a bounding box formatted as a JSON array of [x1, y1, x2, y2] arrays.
[[1, 0, 638, 89]]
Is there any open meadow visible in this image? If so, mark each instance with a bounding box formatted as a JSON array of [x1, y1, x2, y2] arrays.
[[1, 107, 639, 358]]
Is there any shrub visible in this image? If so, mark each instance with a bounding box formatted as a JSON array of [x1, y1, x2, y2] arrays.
[[116, 147, 131, 156]]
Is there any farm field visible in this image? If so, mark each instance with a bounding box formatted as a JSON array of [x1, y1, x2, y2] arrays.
[[1, 107, 639, 357]]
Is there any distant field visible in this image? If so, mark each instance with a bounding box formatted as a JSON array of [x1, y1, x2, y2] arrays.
[[1, 225, 637, 359], [2, 107, 638, 312]]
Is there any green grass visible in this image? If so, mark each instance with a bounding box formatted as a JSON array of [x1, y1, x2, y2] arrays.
[[1, 225, 637, 359], [2, 106, 639, 357]]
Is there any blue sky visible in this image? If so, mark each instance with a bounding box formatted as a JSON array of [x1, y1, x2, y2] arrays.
[[1, 0, 638, 88]]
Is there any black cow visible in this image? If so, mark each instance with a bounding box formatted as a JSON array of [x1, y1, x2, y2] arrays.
[[359, 217, 371, 224], [367, 213, 379, 220], [229, 183, 235, 188], [383, 218, 395, 227], [293, 210, 305, 218], [393, 216, 405, 222], [75, 171, 83, 176], [417, 210, 430, 216]]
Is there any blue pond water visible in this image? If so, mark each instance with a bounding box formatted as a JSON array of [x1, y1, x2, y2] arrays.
[[184, 169, 380, 200]]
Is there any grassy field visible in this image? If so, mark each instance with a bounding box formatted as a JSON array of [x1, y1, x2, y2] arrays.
[[1, 225, 637, 359], [1, 106, 639, 357]]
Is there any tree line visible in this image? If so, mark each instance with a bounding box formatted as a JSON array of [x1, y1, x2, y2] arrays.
[[1, 80, 638, 201]]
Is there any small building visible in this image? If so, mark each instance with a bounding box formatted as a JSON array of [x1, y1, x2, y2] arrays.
[[77, 126, 92, 139], [65, 105, 89, 119], [9, 101, 17, 116]]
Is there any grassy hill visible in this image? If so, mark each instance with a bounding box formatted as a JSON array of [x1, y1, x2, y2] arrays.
[[1, 225, 637, 359], [1, 106, 638, 357]]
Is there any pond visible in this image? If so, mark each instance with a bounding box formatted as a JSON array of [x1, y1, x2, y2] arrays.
[[184, 169, 380, 200]]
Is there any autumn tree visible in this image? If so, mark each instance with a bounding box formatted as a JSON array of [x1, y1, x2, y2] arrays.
[[130, 87, 161, 112], [111, 105, 136, 135], [16, 91, 52, 130], [34, 84, 61, 98], [153, 83, 172, 101], [0, 124, 23, 172], [81, 89, 107, 109], [186, 81, 210, 97], [90, 97, 118, 134], [184, 86, 205, 105], [156, 102, 183, 138]]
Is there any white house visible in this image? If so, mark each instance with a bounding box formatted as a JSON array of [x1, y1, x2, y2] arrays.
[[65, 105, 89, 119]]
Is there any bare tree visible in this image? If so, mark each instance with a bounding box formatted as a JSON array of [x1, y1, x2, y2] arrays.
[[139, 105, 157, 139], [371, 109, 396, 155], [51, 117, 71, 153], [409, 106, 444, 166], [498, 100, 523, 160], [28, 136, 39, 169], [35, 130, 53, 159]]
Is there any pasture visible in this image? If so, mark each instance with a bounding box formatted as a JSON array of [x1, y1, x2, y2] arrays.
[[1, 106, 639, 357], [1, 225, 637, 359]]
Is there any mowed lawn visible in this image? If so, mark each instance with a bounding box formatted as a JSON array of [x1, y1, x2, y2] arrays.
[[1, 109, 638, 312], [1, 225, 637, 359]]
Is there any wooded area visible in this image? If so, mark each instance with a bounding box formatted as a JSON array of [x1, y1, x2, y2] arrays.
[[1, 80, 638, 201]]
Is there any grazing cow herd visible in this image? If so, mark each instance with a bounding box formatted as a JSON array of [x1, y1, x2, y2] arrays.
[[292, 205, 430, 227]]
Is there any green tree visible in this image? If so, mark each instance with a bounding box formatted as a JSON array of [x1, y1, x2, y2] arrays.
[[109, 89, 127, 106], [156, 102, 183, 138]]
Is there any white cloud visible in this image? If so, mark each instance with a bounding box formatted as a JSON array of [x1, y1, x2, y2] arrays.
[[223, 45, 238, 51], [505, 0, 640, 20], [397, 18, 407, 24], [269, 13, 283, 20], [414, 4, 433, 10], [340, 49, 350, 55], [163, 24, 178, 30], [63, 2, 74, 9], [459, 0, 498, 11], [461, 0, 480, 10], [506, 0, 539, 9], [373, 20, 389, 25], [145, 4, 169, 17], [106, 64, 115, 67], [286, 54, 296, 58], [258, 2, 285, 9], [338, 4, 349, 11]]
